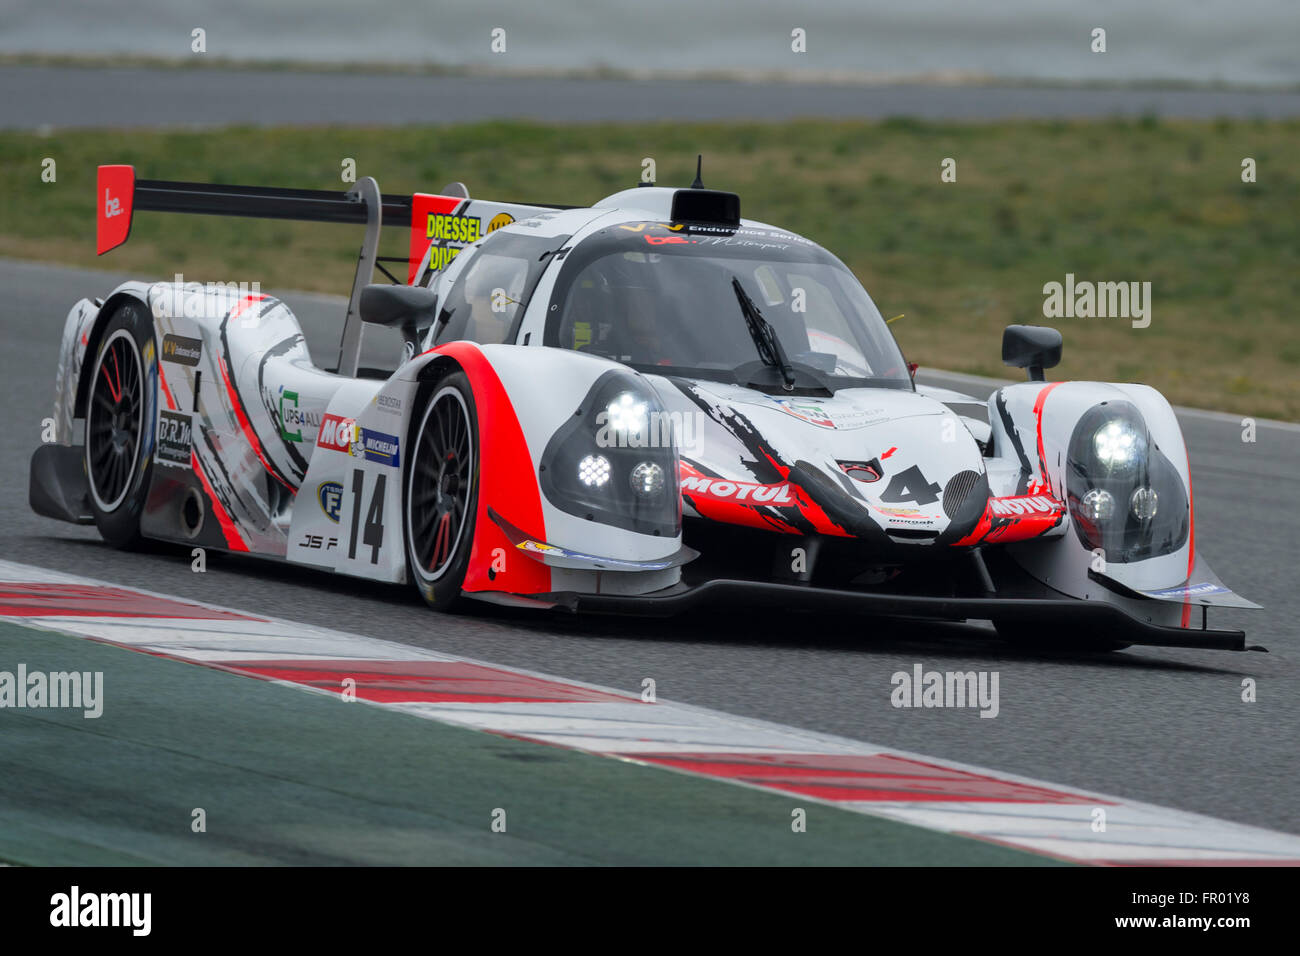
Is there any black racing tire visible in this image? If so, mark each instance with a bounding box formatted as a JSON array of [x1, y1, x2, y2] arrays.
[[992, 618, 1131, 653], [404, 371, 480, 612], [84, 302, 156, 549]]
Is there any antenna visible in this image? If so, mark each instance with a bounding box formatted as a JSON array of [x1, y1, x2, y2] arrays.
[[691, 154, 704, 190]]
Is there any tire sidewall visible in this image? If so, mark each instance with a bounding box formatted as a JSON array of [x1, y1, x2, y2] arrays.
[[85, 303, 157, 548], [405, 371, 480, 610]]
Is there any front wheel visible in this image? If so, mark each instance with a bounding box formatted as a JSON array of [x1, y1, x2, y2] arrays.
[[85, 303, 156, 548], [404, 372, 480, 611]]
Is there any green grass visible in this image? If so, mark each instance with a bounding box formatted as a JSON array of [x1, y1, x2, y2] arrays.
[[3, 118, 1298, 418]]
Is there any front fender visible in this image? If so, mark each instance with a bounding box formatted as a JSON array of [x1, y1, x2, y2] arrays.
[[396, 342, 683, 597], [52, 297, 101, 443], [989, 380, 1254, 625], [54, 284, 161, 443]]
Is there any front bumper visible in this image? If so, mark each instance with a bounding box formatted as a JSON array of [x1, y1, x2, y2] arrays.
[[534, 578, 1251, 651]]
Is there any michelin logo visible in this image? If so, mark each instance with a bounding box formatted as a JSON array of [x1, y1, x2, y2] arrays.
[[1149, 582, 1229, 598], [358, 428, 400, 468]]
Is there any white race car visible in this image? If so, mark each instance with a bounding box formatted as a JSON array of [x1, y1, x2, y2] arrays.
[[28, 163, 1259, 651]]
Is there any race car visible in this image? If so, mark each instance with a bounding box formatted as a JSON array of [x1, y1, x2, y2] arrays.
[[28, 163, 1260, 651]]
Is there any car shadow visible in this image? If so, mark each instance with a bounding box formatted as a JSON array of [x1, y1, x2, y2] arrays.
[[24, 532, 1250, 677]]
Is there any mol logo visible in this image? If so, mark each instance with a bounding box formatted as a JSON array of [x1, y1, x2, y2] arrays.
[[989, 495, 1063, 517], [317, 414, 356, 453]]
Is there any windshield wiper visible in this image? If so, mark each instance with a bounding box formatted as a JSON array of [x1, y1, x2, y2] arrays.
[[730, 276, 797, 390]]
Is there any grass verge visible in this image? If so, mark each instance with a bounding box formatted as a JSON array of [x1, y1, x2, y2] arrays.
[[2, 118, 1297, 418]]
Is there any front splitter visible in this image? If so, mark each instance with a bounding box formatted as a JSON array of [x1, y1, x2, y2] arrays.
[[532, 578, 1251, 651]]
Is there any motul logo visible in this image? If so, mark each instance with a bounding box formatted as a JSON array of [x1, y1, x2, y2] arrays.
[[680, 475, 793, 503], [989, 495, 1061, 516]]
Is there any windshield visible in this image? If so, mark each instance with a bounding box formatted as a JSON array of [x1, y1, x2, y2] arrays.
[[543, 222, 911, 390], [434, 231, 570, 346]]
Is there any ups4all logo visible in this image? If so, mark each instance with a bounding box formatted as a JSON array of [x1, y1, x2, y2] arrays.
[[278, 387, 321, 443]]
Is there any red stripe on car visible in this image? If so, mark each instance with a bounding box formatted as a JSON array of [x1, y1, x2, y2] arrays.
[[1032, 381, 1064, 494], [190, 449, 249, 552], [217, 352, 295, 492], [431, 342, 551, 595], [157, 361, 177, 410]]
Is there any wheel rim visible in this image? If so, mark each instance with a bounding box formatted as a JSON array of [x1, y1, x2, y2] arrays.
[[407, 387, 473, 581], [87, 329, 144, 512]]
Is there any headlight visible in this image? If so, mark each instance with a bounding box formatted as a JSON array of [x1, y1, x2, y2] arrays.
[[1130, 486, 1158, 521], [540, 370, 679, 537], [630, 462, 665, 498], [1080, 488, 1114, 522], [1092, 420, 1145, 473], [578, 454, 611, 487], [603, 392, 650, 445], [1065, 401, 1187, 562]]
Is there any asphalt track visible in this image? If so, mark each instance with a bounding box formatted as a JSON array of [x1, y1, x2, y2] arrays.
[[2, 257, 1298, 838], [4, 65, 1300, 129]]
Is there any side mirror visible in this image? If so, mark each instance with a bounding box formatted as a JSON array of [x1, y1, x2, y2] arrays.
[[1002, 324, 1062, 382], [359, 284, 437, 330], [359, 284, 437, 356]]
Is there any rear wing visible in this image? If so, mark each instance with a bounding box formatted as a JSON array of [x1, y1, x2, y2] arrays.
[[96, 165, 565, 374]]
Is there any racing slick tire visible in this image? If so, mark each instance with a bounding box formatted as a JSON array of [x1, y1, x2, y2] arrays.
[[404, 371, 480, 612], [84, 302, 156, 549], [993, 618, 1131, 653]]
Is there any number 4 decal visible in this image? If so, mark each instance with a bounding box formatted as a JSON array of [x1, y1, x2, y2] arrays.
[[348, 468, 386, 563], [880, 465, 942, 506]]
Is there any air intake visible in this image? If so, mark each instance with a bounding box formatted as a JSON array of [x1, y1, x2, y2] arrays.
[[670, 189, 741, 227], [943, 470, 983, 520]]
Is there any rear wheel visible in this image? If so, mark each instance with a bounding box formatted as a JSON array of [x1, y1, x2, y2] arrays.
[[85, 304, 155, 548], [404, 373, 479, 611]]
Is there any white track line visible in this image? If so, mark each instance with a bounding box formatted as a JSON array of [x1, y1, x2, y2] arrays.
[[2, 557, 1296, 865]]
